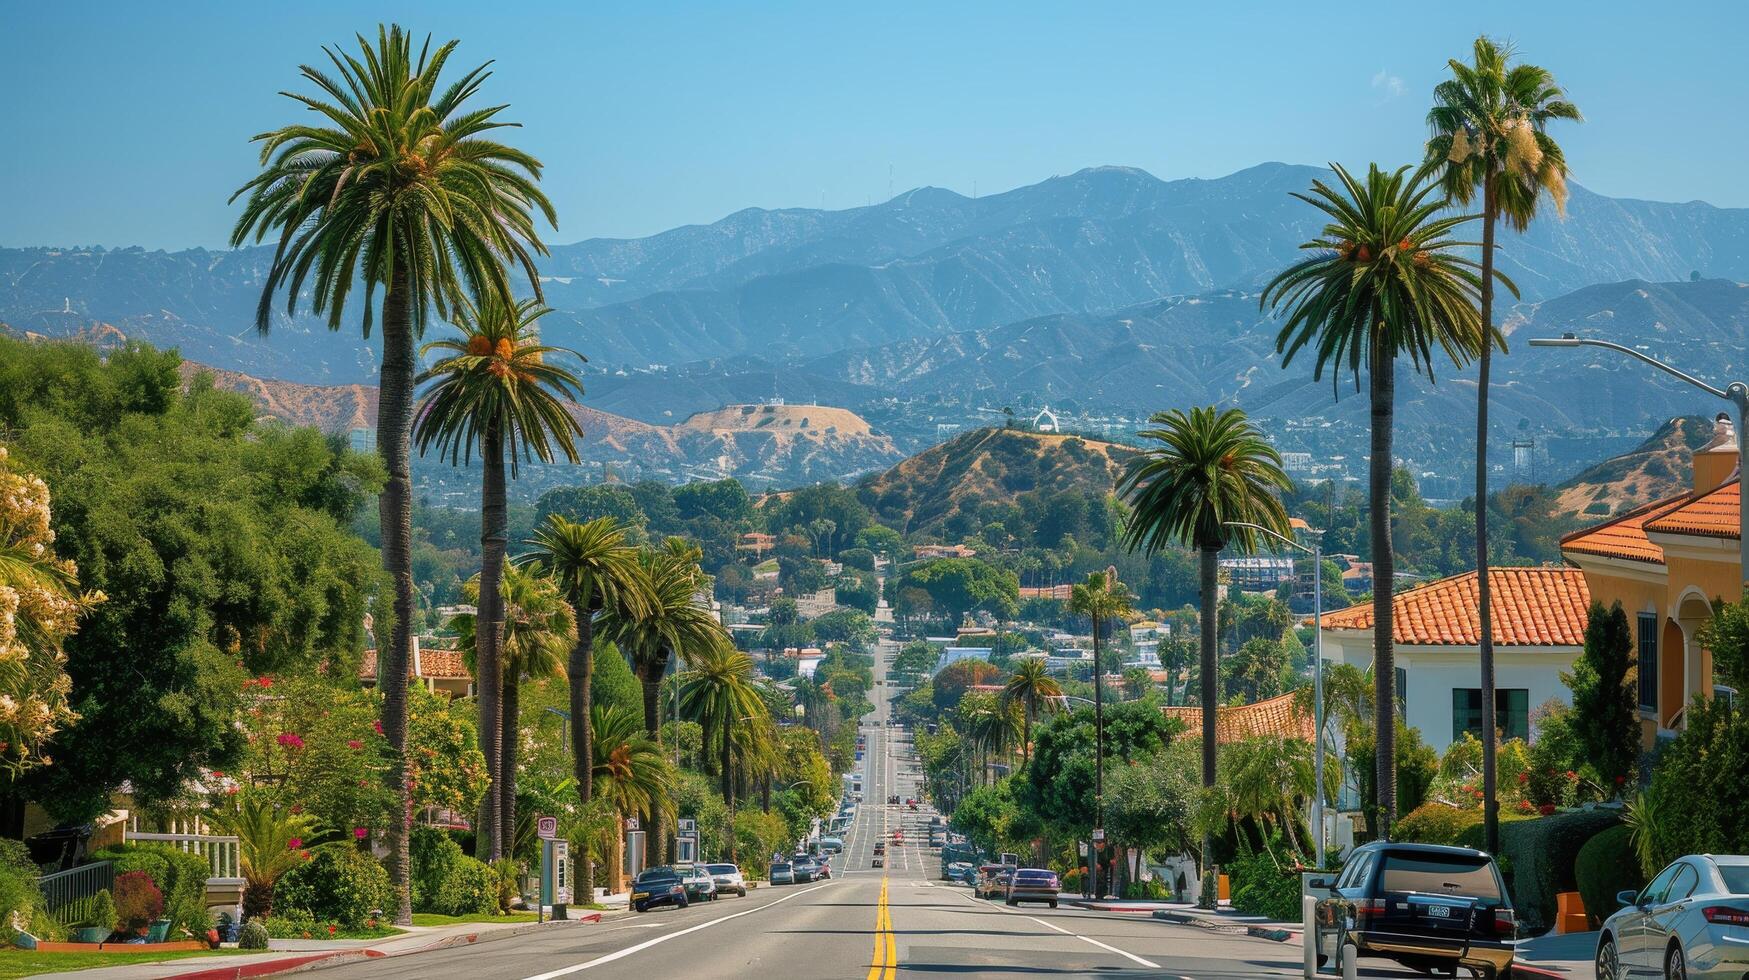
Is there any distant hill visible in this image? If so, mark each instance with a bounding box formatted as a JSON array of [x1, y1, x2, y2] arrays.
[[1553, 415, 1713, 517], [672, 403, 902, 483], [858, 426, 1134, 535]]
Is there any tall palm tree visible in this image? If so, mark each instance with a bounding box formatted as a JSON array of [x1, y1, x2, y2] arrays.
[[1067, 567, 1132, 893], [602, 541, 724, 737], [589, 703, 673, 833], [526, 515, 648, 893], [1427, 38, 1579, 855], [1000, 658, 1062, 770], [1264, 162, 1504, 835], [679, 644, 768, 855], [1118, 405, 1288, 906], [452, 561, 575, 852], [231, 25, 555, 921], [416, 297, 584, 860]]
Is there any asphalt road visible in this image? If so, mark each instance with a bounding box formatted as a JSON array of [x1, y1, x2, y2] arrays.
[[311, 635, 1312, 979]]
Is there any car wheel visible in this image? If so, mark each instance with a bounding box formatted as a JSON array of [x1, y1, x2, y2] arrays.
[[677, 897, 689, 910], [1049, 901, 1058, 909], [1596, 937, 1620, 980], [740, 888, 748, 897], [1006, 898, 1016, 906], [1665, 942, 1687, 980]]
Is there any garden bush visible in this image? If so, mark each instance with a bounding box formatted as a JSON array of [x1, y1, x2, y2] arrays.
[[1636, 698, 1749, 873], [433, 856, 500, 917], [1227, 836, 1301, 922], [410, 826, 465, 913], [1396, 803, 1483, 846], [93, 843, 212, 937], [0, 838, 46, 944], [88, 889, 117, 934], [113, 870, 165, 932], [237, 919, 270, 949], [1458, 808, 1619, 934], [273, 848, 391, 927], [491, 858, 522, 913], [1576, 825, 1643, 924]]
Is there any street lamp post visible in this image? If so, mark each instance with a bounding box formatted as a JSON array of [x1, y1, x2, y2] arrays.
[[1225, 520, 1328, 868], [1530, 334, 1749, 580]]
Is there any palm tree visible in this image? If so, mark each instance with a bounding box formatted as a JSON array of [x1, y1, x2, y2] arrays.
[[679, 644, 768, 857], [602, 541, 724, 737], [452, 561, 575, 853], [416, 297, 584, 860], [589, 703, 673, 833], [231, 25, 555, 922], [1264, 162, 1504, 835], [1118, 405, 1289, 906], [1000, 658, 1062, 770], [1222, 736, 1316, 860], [1067, 567, 1132, 895], [526, 515, 648, 894], [208, 788, 318, 921], [1427, 38, 1579, 855]]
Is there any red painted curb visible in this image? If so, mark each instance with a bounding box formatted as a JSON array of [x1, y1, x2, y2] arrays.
[[165, 948, 383, 980], [1514, 966, 1568, 979]]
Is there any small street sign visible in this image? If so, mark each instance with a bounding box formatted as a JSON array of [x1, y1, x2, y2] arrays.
[[625, 816, 639, 831], [537, 815, 558, 840], [1091, 828, 1105, 842], [678, 818, 696, 834]]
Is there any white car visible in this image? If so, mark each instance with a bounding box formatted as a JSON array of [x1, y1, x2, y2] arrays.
[[703, 862, 747, 897], [1597, 854, 1749, 980]]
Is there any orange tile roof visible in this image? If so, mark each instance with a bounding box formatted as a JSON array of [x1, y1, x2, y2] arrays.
[[1644, 479, 1741, 540], [1318, 567, 1589, 647], [359, 648, 473, 681], [1561, 493, 1695, 564], [1161, 691, 1314, 744]]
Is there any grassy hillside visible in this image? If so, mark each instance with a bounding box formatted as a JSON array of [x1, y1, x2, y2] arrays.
[[1554, 414, 1710, 517], [858, 426, 1134, 535]]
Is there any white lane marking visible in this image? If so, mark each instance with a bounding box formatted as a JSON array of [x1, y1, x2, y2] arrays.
[[939, 882, 1162, 970], [1028, 915, 1162, 969], [516, 881, 836, 978]]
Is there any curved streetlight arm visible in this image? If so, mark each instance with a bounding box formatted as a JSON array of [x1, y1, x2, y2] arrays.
[[1528, 335, 1729, 399], [1223, 520, 1315, 556]]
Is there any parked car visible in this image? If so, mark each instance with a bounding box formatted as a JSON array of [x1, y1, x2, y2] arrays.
[[816, 858, 833, 880], [704, 862, 748, 898], [975, 866, 1015, 900], [631, 867, 689, 913], [791, 855, 818, 883], [873, 855, 884, 868], [1005, 868, 1060, 908], [1596, 854, 1749, 980], [769, 862, 794, 886], [681, 865, 718, 901], [820, 836, 844, 853], [945, 861, 976, 885], [1311, 841, 1515, 978]]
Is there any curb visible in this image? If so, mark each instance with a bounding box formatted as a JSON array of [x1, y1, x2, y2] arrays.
[[1152, 909, 1299, 943], [163, 917, 611, 980]]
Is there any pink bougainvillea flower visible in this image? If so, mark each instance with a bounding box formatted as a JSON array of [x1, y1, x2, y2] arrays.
[[354, 827, 368, 840], [348, 740, 363, 751], [287, 837, 303, 849]]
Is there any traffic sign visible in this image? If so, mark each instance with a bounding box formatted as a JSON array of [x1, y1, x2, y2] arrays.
[[1091, 828, 1105, 842], [625, 816, 639, 831], [678, 818, 696, 834], [537, 815, 558, 840]]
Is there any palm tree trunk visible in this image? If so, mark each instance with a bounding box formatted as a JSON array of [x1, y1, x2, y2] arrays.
[[1477, 190, 1500, 857], [477, 420, 506, 862], [640, 670, 662, 739], [722, 720, 736, 863], [1370, 350, 1398, 836], [1021, 703, 1032, 770], [500, 667, 520, 861], [570, 614, 595, 898], [1198, 543, 1219, 909], [378, 264, 416, 926]]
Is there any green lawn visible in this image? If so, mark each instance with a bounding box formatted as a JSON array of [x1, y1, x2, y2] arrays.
[[0, 948, 248, 979], [409, 911, 540, 927]]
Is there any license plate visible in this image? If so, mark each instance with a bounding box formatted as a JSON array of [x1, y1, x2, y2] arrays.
[[1428, 905, 1452, 919], [631, 892, 649, 900]]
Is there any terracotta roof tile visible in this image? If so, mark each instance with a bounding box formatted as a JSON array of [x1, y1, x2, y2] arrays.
[[1161, 692, 1314, 744], [1644, 479, 1741, 539], [1561, 493, 1696, 564], [358, 648, 473, 681], [1319, 567, 1589, 647]]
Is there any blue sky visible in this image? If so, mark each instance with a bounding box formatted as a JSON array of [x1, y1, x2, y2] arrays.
[[4, 1, 1746, 250]]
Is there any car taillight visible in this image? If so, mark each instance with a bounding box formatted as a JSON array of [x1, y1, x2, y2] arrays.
[[1704, 906, 1749, 926], [1353, 899, 1385, 922], [1492, 909, 1516, 936]]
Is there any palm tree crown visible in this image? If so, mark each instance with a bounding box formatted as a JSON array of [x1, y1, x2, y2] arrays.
[[679, 643, 768, 816], [1001, 658, 1062, 770], [229, 24, 555, 335], [414, 296, 586, 475], [1117, 406, 1292, 555]]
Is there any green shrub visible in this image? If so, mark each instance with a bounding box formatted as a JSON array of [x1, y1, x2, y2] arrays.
[[1637, 698, 1749, 873], [113, 870, 165, 931], [88, 889, 117, 933], [261, 909, 316, 938], [1396, 803, 1483, 846], [433, 856, 499, 917], [1575, 825, 1643, 924], [1458, 808, 1619, 934], [1227, 835, 1301, 921], [410, 826, 465, 913], [0, 838, 44, 944], [274, 848, 391, 927], [238, 919, 270, 949], [92, 843, 212, 936], [1123, 877, 1171, 900], [490, 858, 522, 913]]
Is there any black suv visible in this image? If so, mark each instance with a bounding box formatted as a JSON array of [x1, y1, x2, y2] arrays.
[[1311, 841, 1515, 978]]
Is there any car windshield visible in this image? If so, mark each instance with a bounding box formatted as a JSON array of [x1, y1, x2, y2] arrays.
[[706, 864, 737, 875], [1380, 853, 1501, 900], [637, 869, 678, 883], [1014, 870, 1055, 882], [1718, 865, 1749, 894]]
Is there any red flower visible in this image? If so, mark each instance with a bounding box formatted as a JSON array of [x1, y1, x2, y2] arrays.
[[348, 740, 364, 751], [211, 770, 224, 779], [354, 827, 368, 840], [290, 804, 303, 814], [328, 925, 337, 935], [1517, 772, 1529, 784], [1539, 803, 1557, 816], [258, 677, 274, 690], [287, 837, 303, 849], [277, 732, 305, 750], [1565, 770, 1577, 780], [373, 720, 384, 736], [1615, 775, 1626, 784]]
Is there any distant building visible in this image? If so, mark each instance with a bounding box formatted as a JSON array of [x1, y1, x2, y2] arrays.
[[1033, 407, 1060, 433], [793, 588, 839, 620], [360, 638, 473, 699], [1219, 556, 1295, 592], [935, 646, 993, 673], [737, 532, 776, 557], [913, 543, 977, 560]]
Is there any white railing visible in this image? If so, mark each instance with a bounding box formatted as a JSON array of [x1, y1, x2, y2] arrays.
[[126, 832, 243, 883]]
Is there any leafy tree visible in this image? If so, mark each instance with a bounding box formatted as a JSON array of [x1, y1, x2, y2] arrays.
[[415, 296, 584, 859], [1117, 404, 1288, 905], [892, 641, 937, 677], [932, 659, 999, 712], [889, 558, 1018, 626], [1700, 593, 1749, 697], [810, 609, 875, 650], [853, 524, 903, 558], [1266, 163, 1503, 833], [232, 25, 555, 922], [673, 479, 752, 525], [1426, 37, 1580, 853], [1226, 638, 1288, 702], [1106, 748, 1197, 864], [1564, 602, 1639, 794], [535, 486, 645, 531]]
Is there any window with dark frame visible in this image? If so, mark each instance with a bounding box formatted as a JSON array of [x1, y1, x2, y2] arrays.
[[1638, 613, 1659, 712], [1452, 688, 1529, 744]]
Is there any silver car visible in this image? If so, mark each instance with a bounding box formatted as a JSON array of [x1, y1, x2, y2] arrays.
[[705, 862, 747, 897], [1597, 854, 1749, 980]]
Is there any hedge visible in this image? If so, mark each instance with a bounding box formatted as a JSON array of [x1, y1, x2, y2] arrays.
[[1395, 803, 1482, 846], [274, 848, 392, 927], [1575, 825, 1643, 924], [91, 843, 212, 937], [1456, 808, 1620, 934], [433, 857, 500, 917]]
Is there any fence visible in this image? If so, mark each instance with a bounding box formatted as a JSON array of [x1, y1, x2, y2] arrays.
[[124, 832, 243, 883], [39, 860, 113, 927]]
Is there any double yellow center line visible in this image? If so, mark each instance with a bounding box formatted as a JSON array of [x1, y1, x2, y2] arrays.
[[866, 875, 896, 979]]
